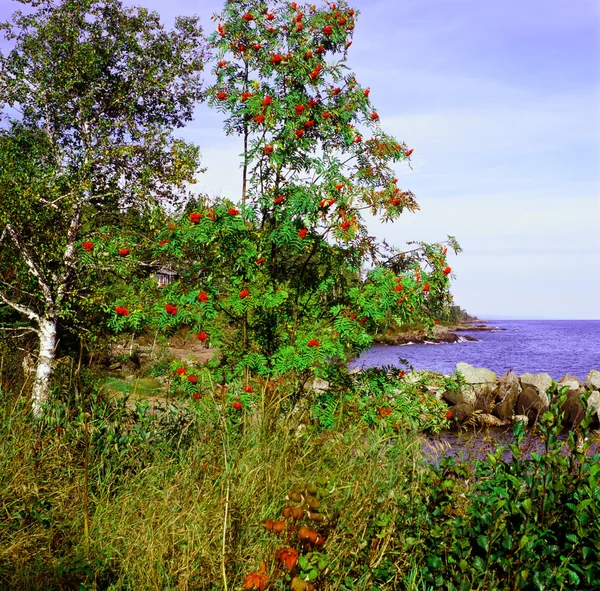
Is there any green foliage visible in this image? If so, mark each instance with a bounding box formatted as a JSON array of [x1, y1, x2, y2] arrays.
[[400, 385, 600, 590], [99, 0, 458, 395], [0, 0, 208, 410]]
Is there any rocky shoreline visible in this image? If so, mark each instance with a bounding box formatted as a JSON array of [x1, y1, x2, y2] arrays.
[[373, 321, 504, 346], [425, 363, 600, 430]]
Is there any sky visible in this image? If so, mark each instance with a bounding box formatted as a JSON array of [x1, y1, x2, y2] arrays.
[[2, 0, 599, 319]]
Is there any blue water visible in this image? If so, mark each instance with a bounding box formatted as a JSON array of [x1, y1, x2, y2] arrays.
[[351, 320, 600, 381]]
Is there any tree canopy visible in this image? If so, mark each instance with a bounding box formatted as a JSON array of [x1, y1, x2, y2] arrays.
[[0, 0, 208, 415]]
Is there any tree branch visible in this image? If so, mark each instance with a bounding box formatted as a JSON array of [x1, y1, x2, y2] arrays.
[[56, 201, 82, 304], [0, 289, 40, 326], [5, 224, 54, 310]]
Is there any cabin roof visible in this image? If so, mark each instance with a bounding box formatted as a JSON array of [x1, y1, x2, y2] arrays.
[[156, 267, 177, 276]]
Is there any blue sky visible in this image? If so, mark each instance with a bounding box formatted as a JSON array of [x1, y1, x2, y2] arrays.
[[2, 0, 599, 319]]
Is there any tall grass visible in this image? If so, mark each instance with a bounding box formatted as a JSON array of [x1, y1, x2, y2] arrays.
[[2, 379, 597, 590], [0, 384, 428, 590]]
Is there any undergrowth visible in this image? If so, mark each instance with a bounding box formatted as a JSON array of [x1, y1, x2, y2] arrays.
[[0, 380, 598, 591]]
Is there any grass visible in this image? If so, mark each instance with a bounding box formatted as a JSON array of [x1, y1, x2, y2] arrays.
[[100, 377, 165, 400], [0, 384, 429, 591], [1, 377, 598, 591]]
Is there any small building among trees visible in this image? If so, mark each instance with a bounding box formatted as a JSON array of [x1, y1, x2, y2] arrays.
[[156, 268, 177, 288]]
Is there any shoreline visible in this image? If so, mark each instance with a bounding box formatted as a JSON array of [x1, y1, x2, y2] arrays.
[[373, 319, 505, 346]]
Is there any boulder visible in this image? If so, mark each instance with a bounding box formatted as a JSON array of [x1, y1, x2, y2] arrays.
[[441, 388, 464, 406], [312, 377, 330, 393], [513, 415, 529, 427], [584, 370, 600, 391], [561, 390, 585, 428], [519, 372, 552, 408], [471, 413, 509, 427], [456, 362, 497, 384], [492, 371, 521, 420], [515, 386, 545, 424], [559, 374, 585, 395], [586, 391, 600, 426], [472, 383, 497, 413], [447, 402, 474, 423], [460, 385, 478, 405]]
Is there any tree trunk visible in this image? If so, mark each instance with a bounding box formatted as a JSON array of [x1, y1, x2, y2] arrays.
[[31, 316, 57, 418]]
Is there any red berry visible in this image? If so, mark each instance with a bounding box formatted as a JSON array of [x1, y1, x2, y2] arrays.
[[118, 248, 130, 255], [239, 289, 249, 299], [233, 401, 243, 409], [197, 331, 208, 341]]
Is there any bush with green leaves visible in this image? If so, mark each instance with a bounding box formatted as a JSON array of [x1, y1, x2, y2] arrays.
[[399, 385, 600, 590]]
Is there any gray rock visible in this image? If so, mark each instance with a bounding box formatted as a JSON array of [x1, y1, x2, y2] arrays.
[[513, 415, 529, 427], [441, 388, 464, 406], [584, 370, 600, 391], [471, 413, 509, 427], [519, 372, 552, 408], [559, 374, 585, 395], [561, 390, 585, 427], [460, 385, 478, 405], [311, 377, 330, 393], [515, 386, 545, 424], [492, 371, 522, 420], [586, 391, 600, 425], [447, 402, 474, 423], [472, 383, 497, 413], [456, 362, 497, 384]]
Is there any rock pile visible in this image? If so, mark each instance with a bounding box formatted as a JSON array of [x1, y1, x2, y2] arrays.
[[442, 364, 600, 428]]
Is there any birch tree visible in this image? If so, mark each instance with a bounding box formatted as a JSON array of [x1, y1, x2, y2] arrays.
[[0, 0, 207, 416]]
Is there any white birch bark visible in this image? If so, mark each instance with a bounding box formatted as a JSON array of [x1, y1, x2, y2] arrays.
[[31, 316, 57, 418]]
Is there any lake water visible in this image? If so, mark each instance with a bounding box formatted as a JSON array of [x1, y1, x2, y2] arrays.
[[350, 320, 600, 381]]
